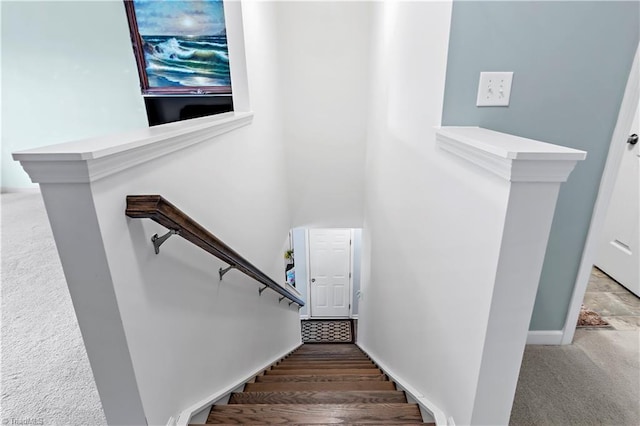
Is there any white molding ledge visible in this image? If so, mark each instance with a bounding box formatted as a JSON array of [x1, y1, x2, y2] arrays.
[[13, 111, 253, 184], [436, 127, 586, 182]]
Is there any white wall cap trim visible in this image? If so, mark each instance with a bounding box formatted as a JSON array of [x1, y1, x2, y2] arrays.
[[13, 111, 253, 184], [436, 127, 587, 182]]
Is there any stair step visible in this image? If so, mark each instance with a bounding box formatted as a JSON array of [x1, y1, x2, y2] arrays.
[[229, 390, 408, 404], [284, 357, 371, 362], [266, 369, 382, 376], [276, 361, 375, 368], [256, 374, 387, 383], [288, 350, 367, 355], [293, 343, 362, 350], [195, 423, 429, 426], [206, 403, 424, 424], [203, 344, 430, 425], [244, 381, 396, 392], [194, 424, 429, 426]]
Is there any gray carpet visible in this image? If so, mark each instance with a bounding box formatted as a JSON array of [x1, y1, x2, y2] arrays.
[[511, 329, 640, 425], [2, 193, 638, 425], [1, 193, 107, 425]]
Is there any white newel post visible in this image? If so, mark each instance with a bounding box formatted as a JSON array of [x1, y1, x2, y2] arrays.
[[436, 127, 586, 425]]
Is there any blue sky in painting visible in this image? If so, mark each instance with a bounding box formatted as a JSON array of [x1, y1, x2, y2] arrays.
[[133, 0, 226, 36]]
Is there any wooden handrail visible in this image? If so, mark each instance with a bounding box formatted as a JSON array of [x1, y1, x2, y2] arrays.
[[125, 195, 304, 306]]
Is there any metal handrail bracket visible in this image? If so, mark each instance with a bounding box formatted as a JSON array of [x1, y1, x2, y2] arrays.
[[151, 229, 179, 254], [219, 265, 236, 280]]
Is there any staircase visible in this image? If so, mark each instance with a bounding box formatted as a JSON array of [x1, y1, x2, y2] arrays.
[[198, 343, 433, 425]]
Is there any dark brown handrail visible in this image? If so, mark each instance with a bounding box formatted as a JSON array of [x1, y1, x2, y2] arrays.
[[125, 195, 304, 306]]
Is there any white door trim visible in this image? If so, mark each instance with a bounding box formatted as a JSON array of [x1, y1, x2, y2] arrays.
[[349, 229, 355, 319], [561, 42, 640, 345]]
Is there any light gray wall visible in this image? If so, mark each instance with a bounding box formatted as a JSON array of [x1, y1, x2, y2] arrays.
[[442, 1, 639, 330], [1, 1, 148, 190]]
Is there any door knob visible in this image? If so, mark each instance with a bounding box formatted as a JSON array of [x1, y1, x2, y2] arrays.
[[628, 134, 638, 145], [311, 278, 316, 283]]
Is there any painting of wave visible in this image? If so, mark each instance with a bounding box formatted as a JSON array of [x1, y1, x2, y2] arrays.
[[142, 35, 230, 87], [130, 0, 231, 92]]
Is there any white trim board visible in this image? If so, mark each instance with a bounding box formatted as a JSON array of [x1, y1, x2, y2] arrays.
[[561, 42, 640, 345], [0, 187, 40, 194], [356, 342, 447, 426], [173, 343, 302, 426], [13, 112, 253, 184], [526, 330, 564, 345], [349, 229, 356, 318]]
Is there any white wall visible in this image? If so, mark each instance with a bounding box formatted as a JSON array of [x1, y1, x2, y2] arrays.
[[1, 1, 148, 190], [357, 1, 494, 423], [276, 1, 372, 228]]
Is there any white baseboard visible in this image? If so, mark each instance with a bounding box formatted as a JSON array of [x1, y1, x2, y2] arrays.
[[1, 186, 40, 194], [173, 342, 302, 426], [526, 330, 563, 345], [356, 342, 448, 426], [351, 314, 359, 320], [299, 314, 309, 320]]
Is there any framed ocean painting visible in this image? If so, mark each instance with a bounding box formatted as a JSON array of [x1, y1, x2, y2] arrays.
[[124, 0, 232, 95]]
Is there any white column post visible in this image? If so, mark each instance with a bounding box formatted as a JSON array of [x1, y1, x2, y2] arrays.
[[437, 126, 586, 425]]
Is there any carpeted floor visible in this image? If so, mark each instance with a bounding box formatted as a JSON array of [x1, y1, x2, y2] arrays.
[[511, 329, 639, 425], [2, 192, 638, 425], [1, 193, 107, 426]]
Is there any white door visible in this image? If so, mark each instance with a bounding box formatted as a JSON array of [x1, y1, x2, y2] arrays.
[[309, 229, 351, 317], [596, 102, 640, 297]]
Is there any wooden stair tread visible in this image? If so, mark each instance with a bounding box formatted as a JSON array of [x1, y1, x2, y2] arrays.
[[206, 403, 423, 424], [194, 423, 431, 426], [276, 362, 375, 368], [244, 381, 396, 392], [205, 343, 429, 424], [280, 357, 371, 364], [229, 390, 407, 404], [266, 369, 382, 376], [256, 374, 388, 383], [286, 354, 370, 358]]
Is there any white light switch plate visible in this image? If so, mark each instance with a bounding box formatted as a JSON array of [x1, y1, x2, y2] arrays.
[[476, 72, 513, 106]]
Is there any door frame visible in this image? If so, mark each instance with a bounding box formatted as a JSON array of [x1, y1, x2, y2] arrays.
[[560, 42, 640, 345], [306, 228, 355, 319]]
